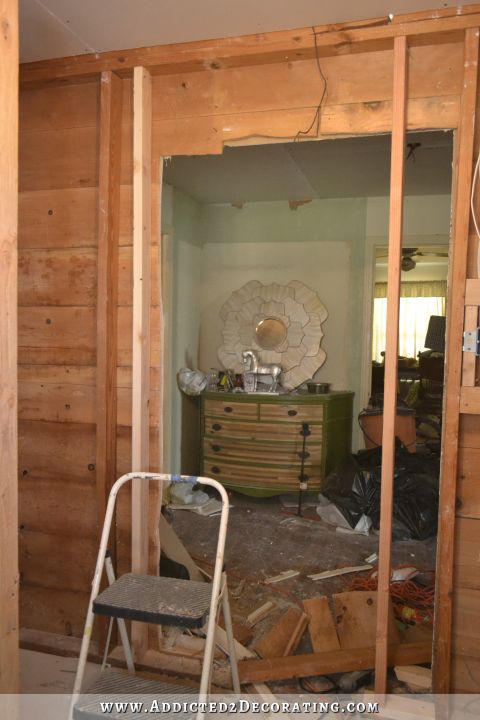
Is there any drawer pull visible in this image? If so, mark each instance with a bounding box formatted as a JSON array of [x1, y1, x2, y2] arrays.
[[212, 444, 221, 452], [212, 423, 222, 431], [298, 451, 310, 460], [287, 409, 298, 417], [224, 406, 233, 413], [211, 466, 221, 474]]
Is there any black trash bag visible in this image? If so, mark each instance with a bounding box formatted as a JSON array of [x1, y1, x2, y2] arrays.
[[393, 473, 438, 541], [321, 455, 378, 529], [322, 440, 439, 540]]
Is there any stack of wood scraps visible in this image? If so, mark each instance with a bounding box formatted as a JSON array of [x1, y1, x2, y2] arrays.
[[237, 591, 432, 687]]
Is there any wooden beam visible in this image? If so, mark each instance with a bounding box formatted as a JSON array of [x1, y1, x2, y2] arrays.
[[96, 70, 122, 539], [96, 70, 123, 650], [238, 642, 432, 684], [374, 34, 408, 695], [131, 65, 152, 660], [0, 0, 19, 697], [19, 9, 480, 86], [433, 27, 479, 694]]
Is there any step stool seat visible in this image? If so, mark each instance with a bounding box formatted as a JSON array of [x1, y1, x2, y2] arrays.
[[73, 670, 197, 720], [93, 573, 212, 628]]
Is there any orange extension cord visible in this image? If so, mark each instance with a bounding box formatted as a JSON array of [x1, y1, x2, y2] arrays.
[[349, 566, 436, 625]]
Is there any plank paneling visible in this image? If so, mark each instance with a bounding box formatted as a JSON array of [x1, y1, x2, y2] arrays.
[[20, 530, 96, 593], [454, 517, 480, 590], [18, 186, 132, 250], [18, 306, 96, 365], [19, 127, 99, 192], [452, 588, 480, 658], [456, 446, 480, 519], [451, 654, 480, 692], [18, 248, 97, 306], [18, 420, 96, 483], [144, 44, 462, 122], [20, 586, 89, 638], [19, 188, 98, 249], [18, 58, 100, 642], [459, 413, 480, 448], [17, 366, 159, 426], [20, 478, 96, 539], [152, 96, 460, 156], [19, 81, 99, 132]]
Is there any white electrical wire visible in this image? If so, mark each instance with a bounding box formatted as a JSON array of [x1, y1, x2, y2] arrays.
[[470, 152, 480, 278]]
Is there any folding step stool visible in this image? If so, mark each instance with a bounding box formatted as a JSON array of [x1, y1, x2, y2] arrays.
[[70, 473, 240, 720]]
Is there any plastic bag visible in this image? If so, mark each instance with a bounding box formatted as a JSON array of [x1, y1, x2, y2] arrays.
[[321, 442, 438, 540]]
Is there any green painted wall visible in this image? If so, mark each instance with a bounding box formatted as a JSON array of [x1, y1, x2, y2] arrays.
[[199, 198, 368, 435], [170, 187, 202, 473]]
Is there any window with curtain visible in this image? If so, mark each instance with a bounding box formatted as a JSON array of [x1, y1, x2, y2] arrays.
[[372, 280, 446, 362]]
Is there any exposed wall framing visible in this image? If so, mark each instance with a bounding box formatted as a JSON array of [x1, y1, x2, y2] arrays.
[[374, 33, 408, 695], [16, 4, 480, 691], [0, 0, 19, 696], [131, 64, 152, 659]]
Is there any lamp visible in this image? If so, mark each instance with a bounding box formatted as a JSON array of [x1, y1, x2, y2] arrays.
[[424, 315, 446, 353]]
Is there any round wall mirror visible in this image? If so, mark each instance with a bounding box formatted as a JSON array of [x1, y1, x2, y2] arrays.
[[255, 316, 287, 350], [218, 280, 328, 389]]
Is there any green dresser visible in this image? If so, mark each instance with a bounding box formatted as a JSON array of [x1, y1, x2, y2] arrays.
[[200, 391, 354, 497]]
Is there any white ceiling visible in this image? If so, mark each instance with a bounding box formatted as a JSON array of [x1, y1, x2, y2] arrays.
[[163, 131, 453, 203], [20, 0, 474, 64]]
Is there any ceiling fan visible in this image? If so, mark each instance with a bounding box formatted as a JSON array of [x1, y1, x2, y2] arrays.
[[378, 247, 449, 272]]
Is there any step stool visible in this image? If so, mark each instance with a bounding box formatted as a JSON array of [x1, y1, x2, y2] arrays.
[[69, 473, 240, 720]]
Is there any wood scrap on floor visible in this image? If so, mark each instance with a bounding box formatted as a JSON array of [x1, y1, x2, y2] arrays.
[[254, 607, 308, 659], [303, 596, 340, 653], [307, 564, 373, 581], [247, 601, 275, 627], [264, 569, 299, 584], [333, 591, 400, 649], [238, 641, 432, 684], [394, 665, 432, 691]]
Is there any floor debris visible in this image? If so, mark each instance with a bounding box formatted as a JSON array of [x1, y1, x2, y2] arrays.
[[333, 591, 400, 649], [302, 596, 340, 653], [247, 601, 275, 627], [264, 569, 300, 584], [394, 664, 432, 691], [307, 564, 373, 581], [255, 608, 309, 659]]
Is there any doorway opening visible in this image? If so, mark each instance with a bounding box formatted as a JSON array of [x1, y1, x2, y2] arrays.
[[160, 128, 453, 689]]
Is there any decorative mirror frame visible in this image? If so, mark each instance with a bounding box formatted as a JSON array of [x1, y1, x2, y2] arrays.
[[218, 280, 328, 389]]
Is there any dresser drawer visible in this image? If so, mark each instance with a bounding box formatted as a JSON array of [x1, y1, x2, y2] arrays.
[[204, 398, 258, 420], [203, 437, 322, 466], [203, 461, 322, 492], [259, 403, 323, 423], [204, 417, 324, 442]]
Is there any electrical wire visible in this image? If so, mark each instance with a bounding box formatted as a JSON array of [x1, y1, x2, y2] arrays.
[[293, 27, 328, 143], [470, 151, 480, 277]]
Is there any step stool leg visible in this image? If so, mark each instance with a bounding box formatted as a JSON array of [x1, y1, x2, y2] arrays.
[[105, 555, 135, 673], [221, 577, 240, 694]]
